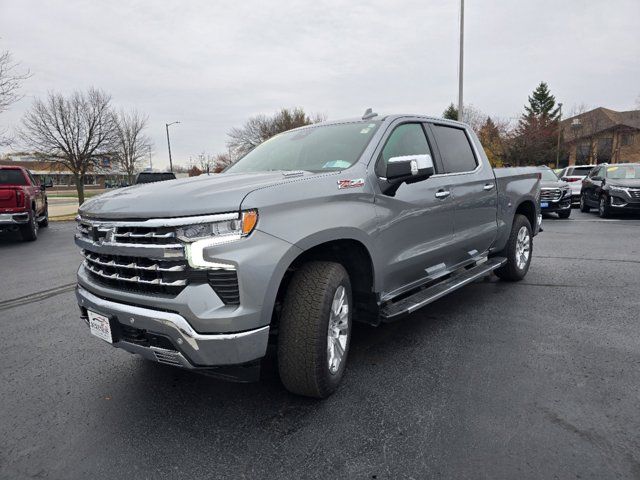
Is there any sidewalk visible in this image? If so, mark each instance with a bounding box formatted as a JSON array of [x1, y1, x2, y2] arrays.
[[49, 197, 79, 219]]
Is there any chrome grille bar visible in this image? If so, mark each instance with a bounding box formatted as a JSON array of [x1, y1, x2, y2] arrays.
[[83, 251, 186, 272], [84, 261, 187, 286]]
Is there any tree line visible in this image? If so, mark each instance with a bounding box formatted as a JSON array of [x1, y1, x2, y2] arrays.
[[444, 82, 564, 168]]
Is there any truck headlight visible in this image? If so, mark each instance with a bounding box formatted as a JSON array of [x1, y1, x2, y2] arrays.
[[182, 210, 258, 269], [177, 210, 258, 242]]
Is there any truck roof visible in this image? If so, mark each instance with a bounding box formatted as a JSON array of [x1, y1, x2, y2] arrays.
[[286, 114, 469, 133]]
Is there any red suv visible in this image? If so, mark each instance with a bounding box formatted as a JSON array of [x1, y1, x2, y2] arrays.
[[0, 166, 49, 241]]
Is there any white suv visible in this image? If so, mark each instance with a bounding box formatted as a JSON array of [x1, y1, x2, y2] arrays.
[[557, 165, 595, 205]]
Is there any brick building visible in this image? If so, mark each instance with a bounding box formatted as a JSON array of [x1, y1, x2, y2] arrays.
[[0, 153, 127, 188], [561, 107, 640, 166]]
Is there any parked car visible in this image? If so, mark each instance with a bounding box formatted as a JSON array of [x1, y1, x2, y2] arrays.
[[557, 165, 595, 205], [580, 163, 640, 217], [539, 167, 572, 218], [74, 113, 541, 398], [0, 166, 49, 241], [134, 171, 176, 184]]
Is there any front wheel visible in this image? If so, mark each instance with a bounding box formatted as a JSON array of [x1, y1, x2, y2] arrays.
[[495, 214, 532, 282], [579, 194, 590, 213], [38, 203, 49, 227], [557, 209, 571, 219], [277, 261, 352, 398]]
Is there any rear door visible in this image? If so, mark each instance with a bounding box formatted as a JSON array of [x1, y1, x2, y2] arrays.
[[25, 170, 44, 214], [373, 121, 456, 298], [427, 123, 498, 265]]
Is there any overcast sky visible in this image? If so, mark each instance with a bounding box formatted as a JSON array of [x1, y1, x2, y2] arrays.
[[1, 0, 639, 169]]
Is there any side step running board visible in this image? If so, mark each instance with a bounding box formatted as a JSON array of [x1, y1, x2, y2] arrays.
[[380, 257, 507, 321]]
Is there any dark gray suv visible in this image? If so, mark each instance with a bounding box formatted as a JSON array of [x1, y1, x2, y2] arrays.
[[580, 163, 640, 217]]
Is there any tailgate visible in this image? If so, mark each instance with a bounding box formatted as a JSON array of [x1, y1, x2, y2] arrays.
[[0, 188, 18, 208]]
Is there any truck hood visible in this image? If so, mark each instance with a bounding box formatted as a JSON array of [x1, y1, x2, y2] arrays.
[[79, 171, 308, 219]]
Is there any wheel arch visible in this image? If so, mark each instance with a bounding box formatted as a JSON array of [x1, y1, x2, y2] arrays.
[[269, 236, 379, 329]]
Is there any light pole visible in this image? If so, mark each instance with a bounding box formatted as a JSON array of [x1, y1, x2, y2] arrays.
[[457, 0, 464, 122], [555, 103, 563, 169], [165, 121, 180, 172]]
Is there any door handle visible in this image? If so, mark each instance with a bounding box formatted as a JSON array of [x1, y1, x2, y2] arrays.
[[483, 183, 495, 191], [435, 190, 451, 199]]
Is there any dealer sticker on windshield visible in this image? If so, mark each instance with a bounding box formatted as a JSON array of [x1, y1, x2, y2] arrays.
[[88, 310, 113, 343]]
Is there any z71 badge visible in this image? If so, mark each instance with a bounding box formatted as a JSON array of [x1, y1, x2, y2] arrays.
[[337, 178, 365, 189]]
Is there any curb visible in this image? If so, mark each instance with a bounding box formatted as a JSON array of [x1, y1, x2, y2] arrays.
[[50, 214, 77, 222]]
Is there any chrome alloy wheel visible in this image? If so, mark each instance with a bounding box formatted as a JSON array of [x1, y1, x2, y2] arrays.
[[515, 225, 531, 270], [327, 285, 349, 374]]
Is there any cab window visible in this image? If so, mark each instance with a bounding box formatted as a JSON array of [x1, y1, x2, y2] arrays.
[[431, 125, 478, 174], [377, 123, 432, 176]]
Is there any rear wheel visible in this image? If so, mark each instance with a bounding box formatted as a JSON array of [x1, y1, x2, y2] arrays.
[[579, 194, 590, 213], [557, 209, 571, 219], [598, 195, 610, 218], [20, 208, 38, 242], [495, 214, 532, 282], [277, 261, 352, 398]]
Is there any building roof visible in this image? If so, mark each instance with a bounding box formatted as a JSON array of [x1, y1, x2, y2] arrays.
[[562, 107, 640, 142]]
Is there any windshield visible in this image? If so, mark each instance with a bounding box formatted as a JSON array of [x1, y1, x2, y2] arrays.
[[0, 169, 27, 185], [540, 169, 559, 181], [605, 165, 640, 179], [136, 173, 175, 183], [225, 122, 380, 173]]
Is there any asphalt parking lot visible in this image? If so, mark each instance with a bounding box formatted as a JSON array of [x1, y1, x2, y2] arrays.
[[1, 211, 639, 480]]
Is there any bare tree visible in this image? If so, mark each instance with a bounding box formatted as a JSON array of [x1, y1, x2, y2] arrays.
[[20, 88, 117, 204], [227, 107, 325, 158], [113, 109, 151, 184], [0, 50, 31, 145]]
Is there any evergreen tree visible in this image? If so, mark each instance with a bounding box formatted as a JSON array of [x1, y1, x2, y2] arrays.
[[510, 82, 561, 166], [442, 103, 458, 120]]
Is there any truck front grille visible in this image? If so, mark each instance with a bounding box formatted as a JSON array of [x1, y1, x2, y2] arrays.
[[77, 221, 177, 245], [83, 250, 189, 295], [77, 215, 242, 305], [541, 188, 562, 202]]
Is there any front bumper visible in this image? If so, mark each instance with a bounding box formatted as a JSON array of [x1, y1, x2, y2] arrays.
[[76, 286, 270, 367], [541, 199, 571, 213], [0, 212, 29, 225]]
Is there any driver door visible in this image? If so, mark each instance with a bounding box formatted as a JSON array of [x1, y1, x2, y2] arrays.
[[373, 121, 456, 299]]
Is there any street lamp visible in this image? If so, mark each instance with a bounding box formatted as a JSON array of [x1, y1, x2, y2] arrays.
[[555, 103, 563, 168], [165, 121, 180, 172], [457, 0, 464, 122]]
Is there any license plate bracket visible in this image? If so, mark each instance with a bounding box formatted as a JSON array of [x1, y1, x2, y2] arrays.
[[88, 309, 115, 344]]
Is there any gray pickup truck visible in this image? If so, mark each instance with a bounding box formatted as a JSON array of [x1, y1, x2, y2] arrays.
[[75, 113, 541, 398]]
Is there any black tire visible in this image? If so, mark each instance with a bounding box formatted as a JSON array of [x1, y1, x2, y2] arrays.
[[557, 209, 571, 219], [495, 214, 532, 282], [598, 195, 610, 218], [277, 261, 352, 398], [579, 194, 590, 213], [38, 203, 49, 227], [20, 208, 38, 242]]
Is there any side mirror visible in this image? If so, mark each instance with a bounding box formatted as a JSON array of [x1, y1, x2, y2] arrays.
[[386, 154, 434, 181], [381, 154, 435, 196]]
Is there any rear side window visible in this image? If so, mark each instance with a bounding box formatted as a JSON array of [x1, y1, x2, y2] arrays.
[[0, 169, 27, 185], [569, 166, 593, 176], [431, 125, 478, 173], [377, 123, 432, 176]]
